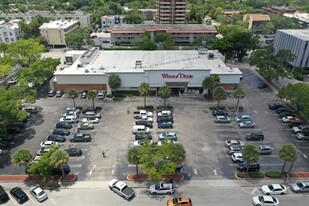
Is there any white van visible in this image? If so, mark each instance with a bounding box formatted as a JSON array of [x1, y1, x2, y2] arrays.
[[132, 125, 150, 134]]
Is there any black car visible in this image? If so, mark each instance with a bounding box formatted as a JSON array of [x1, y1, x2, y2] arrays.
[[0, 185, 9, 204], [52, 128, 70, 136], [80, 90, 88, 99], [257, 82, 269, 89], [135, 133, 152, 141], [277, 107, 292, 114], [157, 116, 174, 123], [279, 112, 296, 118], [135, 120, 153, 128], [268, 103, 286, 110], [10, 187, 29, 204], [47, 134, 66, 142], [212, 110, 228, 116], [245, 131, 264, 141], [56, 121, 73, 129], [237, 162, 260, 172], [52, 165, 71, 175], [69, 133, 92, 142], [64, 148, 82, 156]]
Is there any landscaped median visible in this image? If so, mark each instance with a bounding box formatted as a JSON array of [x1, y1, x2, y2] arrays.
[[235, 171, 309, 179], [0, 174, 77, 182], [127, 174, 184, 181]]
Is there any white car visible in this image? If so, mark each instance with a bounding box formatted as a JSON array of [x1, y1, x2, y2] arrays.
[[239, 120, 256, 128], [108, 179, 135, 200], [30, 186, 48, 202], [158, 139, 175, 146], [261, 184, 287, 195], [252, 195, 279, 206], [215, 115, 231, 123], [282, 116, 298, 123], [225, 140, 245, 147], [133, 139, 153, 146], [60, 115, 78, 124], [231, 153, 243, 162], [141, 115, 153, 123], [82, 116, 99, 124], [40, 141, 59, 148]]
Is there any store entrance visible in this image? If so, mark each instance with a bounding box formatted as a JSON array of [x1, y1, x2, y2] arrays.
[[165, 82, 188, 96]]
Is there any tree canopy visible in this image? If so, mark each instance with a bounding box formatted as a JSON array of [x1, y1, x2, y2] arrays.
[[108, 74, 121, 93], [65, 28, 91, 50]]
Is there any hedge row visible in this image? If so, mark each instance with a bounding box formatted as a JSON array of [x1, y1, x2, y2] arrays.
[[237, 171, 282, 179]]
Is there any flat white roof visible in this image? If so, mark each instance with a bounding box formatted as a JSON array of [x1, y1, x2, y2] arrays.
[[279, 29, 309, 41], [55, 50, 242, 75], [40, 20, 78, 29]]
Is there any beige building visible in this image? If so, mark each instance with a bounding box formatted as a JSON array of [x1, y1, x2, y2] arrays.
[[243, 14, 270, 33], [40, 20, 79, 48], [156, 0, 186, 24], [0, 10, 92, 28]]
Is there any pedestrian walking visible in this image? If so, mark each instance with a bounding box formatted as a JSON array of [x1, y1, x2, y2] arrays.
[[102, 151, 106, 158]]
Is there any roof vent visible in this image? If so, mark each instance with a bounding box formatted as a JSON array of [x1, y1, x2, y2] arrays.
[[84, 69, 89, 73]]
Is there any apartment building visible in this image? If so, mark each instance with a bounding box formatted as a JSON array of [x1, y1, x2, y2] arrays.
[[156, 0, 186, 24], [0, 20, 23, 44], [108, 24, 217, 45], [243, 14, 270, 33], [39, 20, 79, 48], [101, 15, 123, 27], [284, 12, 309, 29], [0, 10, 91, 28], [274, 30, 309, 69]]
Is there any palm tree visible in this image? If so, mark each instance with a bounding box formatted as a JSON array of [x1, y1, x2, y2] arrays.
[[242, 144, 260, 174], [159, 85, 171, 107], [88, 90, 97, 109], [68, 90, 78, 108], [234, 88, 246, 115], [12, 149, 33, 170], [50, 149, 69, 178], [139, 82, 151, 107], [128, 147, 140, 175], [279, 144, 298, 176], [202, 74, 220, 98], [169, 144, 186, 165], [212, 86, 227, 109]]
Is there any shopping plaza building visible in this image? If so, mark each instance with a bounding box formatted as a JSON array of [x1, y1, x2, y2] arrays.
[[52, 48, 242, 94]]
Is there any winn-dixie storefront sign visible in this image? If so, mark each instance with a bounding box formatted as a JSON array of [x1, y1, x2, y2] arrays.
[[161, 73, 193, 79]]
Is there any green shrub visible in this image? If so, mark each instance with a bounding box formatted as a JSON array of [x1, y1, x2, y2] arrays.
[[249, 171, 264, 178], [293, 71, 304, 81], [145, 105, 154, 110], [236, 172, 245, 178], [137, 106, 144, 110], [106, 94, 113, 98], [264, 171, 282, 178]]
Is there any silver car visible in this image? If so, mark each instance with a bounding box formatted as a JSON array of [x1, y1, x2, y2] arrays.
[[30, 186, 48, 202], [149, 182, 174, 195], [290, 181, 309, 193]]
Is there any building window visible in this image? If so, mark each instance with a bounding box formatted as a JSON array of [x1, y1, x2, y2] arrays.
[[9, 32, 13, 36]]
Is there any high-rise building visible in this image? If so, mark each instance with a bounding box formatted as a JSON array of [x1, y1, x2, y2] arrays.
[[156, 0, 186, 24]]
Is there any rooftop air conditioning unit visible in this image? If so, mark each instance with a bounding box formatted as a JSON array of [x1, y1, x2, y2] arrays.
[[84, 69, 89, 73]]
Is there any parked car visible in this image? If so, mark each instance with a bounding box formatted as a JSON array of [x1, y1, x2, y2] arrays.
[[279, 112, 296, 118], [48, 90, 56, 97], [261, 184, 287, 195], [157, 110, 173, 117], [227, 145, 242, 155], [258, 145, 272, 155], [80, 90, 88, 99], [62, 111, 79, 118], [149, 182, 174, 195], [288, 120, 304, 128], [296, 132, 309, 140], [158, 139, 175, 146], [30, 186, 48, 202], [78, 122, 94, 130], [225, 140, 245, 147], [135, 133, 152, 141], [158, 121, 173, 129], [257, 82, 269, 89], [290, 181, 309, 193], [60, 115, 78, 124], [136, 120, 153, 128], [52, 128, 70, 136], [212, 110, 228, 116], [231, 153, 243, 162], [82, 107, 95, 114], [51, 165, 71, 175], [85, 111, 101, 119], [268, 103, 285, 110], [69, 133, 92, 142], [245, 131, 264, 141], [282, 116, 298, 123], [292, 125, 309, 133], [108, 179, 135, 200], [239, 120, 255, 128], [215, 115, 231, 123], [157, 116, 174, 123], [277, 107, 292, 114], [252, 195, 279, 206], [47, 134, 66, 142], [66, 107, 81, 114], [133, 139, 153, 146], [237, 162, 260, 172], [97, 90, 105, 99], [0, 185, 9, 204], [64, 148, 82, 156], [7, 76, 18, 85], [40, 141, 59, 148], [10, 187, 29, 204], [56, 121, 73, 129], [23, 105, 38, 114], [55, 90, 64, 97], [159, 132, 177, 141], [167, 196, 192, 206], [235, 115, 251, 122]]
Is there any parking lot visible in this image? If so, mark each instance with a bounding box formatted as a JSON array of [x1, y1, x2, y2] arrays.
[[0, 67, 308, 181]]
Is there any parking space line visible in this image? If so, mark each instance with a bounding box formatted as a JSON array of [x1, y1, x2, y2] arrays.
[[49, 196, 58, 205]]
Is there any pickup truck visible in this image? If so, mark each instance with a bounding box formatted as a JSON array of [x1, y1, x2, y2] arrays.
[[292, 125, 309, 133], [133, 110, 153, 119], [109, 179, 135, 200]]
